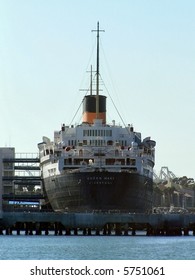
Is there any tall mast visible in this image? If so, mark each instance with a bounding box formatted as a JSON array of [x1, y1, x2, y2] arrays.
[[90, 65, 93, 95], [92, 22, 105, 119]]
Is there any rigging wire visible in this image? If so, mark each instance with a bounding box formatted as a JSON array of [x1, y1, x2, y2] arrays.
[[66, 36, 97, 127], [99, 39, 129, 126], [78, 37, 96, 90], [100, 75, 131, 135], [66, 73, 97, 131]]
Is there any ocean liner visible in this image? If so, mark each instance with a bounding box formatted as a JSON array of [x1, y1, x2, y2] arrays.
[[38, 23, 156, 213]]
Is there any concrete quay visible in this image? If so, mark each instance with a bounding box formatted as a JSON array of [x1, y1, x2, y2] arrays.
[[1, 211, 195, 236]]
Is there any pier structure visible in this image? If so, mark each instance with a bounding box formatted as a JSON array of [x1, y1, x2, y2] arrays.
[[1, 211, 195, 236]]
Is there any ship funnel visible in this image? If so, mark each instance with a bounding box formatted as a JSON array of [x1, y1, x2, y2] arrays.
[[82, 94, 106, 124]]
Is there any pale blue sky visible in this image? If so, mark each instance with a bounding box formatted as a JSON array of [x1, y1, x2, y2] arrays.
[[0, 0, 195, 178]]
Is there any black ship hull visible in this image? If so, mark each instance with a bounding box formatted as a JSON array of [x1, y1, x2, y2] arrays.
[[43, 172, 153, 213]]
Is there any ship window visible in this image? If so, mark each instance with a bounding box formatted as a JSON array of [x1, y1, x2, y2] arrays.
[[83, 130, 88, 137], [74, 159, 82, 165], [130, 159, 136, 166], [121, 141, 125, 146], [105, 130, 112, 137], [48, 168, 56, 175], [106, 158, 115, 165], [64, 159, 72, 165], [89, 139, 106, 146]]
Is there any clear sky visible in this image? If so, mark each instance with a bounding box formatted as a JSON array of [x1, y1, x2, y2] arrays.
[[0, 0, 195, 178]]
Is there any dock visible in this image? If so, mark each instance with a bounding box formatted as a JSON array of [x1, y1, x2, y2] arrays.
[[1, 211, 195, 236]]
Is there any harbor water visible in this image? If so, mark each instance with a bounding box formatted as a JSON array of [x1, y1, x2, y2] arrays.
[[0, 234, 195, 260]]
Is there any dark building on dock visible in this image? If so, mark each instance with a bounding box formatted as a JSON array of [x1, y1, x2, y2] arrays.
[[0, 147, 49, 212]]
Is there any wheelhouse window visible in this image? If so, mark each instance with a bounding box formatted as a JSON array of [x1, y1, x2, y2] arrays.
[[83, 129, 112, 137]]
